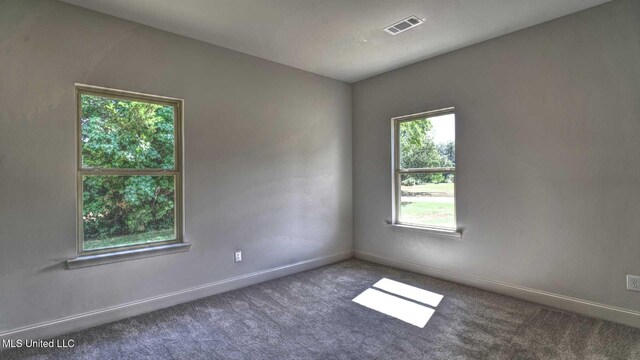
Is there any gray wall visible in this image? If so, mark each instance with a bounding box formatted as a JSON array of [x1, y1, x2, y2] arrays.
[[0, 0, 351, 332], [353, 0, 640, 312]]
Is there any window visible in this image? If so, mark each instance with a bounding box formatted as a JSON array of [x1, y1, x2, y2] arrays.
[[392, 108, 456, 232], [76, 85, 183, 255]]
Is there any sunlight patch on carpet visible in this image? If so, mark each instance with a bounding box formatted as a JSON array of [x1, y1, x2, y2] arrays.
[[353, 288, 436, 328], [373, 278, 444, 307]]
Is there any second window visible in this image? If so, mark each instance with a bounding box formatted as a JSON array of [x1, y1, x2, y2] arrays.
[[393, 108, 456, 230]]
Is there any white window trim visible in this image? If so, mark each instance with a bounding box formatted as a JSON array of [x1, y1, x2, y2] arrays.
[[67, 84, 189, 269], [390, 107, 462, 238]]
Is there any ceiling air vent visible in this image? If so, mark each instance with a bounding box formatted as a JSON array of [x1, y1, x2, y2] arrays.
[[384, 16, 424, 35]]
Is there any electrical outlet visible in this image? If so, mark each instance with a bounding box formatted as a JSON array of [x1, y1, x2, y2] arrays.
[[234, 250, 242, 263], [627, 275, 640, 292]]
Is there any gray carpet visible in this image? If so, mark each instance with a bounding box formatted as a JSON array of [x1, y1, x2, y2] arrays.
[[3, 260, 640, 359]]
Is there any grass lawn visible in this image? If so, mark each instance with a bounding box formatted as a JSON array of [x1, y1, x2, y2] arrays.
[[402, 182, 454, 194], [400, 200, 455, 227], [84, 228, 175, 250]]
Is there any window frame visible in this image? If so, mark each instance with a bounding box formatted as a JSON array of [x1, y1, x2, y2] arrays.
[[391, 107, 459, 234], [75, 84, 184, 256]]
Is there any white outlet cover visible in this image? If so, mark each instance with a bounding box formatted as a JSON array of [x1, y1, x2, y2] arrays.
[[627, 275, 640, 292]]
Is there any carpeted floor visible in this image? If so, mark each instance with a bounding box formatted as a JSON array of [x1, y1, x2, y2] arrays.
[[3, 260, 640, 359]]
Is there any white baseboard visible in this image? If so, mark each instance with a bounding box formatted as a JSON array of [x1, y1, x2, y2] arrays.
[[0, 251, 353, 343], [354, 250, 640, 329]]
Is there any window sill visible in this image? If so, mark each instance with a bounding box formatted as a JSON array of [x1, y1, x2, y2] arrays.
[[386, 222, 462, 239], [66, 242, 192, 270]]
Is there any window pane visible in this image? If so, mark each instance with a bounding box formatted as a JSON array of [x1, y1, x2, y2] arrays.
[[399, 113, 455, 169], [81, 94, 175, 169], [82, 175, 176, 251], [399, 172, 455, 228]]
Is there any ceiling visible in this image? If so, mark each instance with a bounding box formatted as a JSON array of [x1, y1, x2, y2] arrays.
[[60, 0, 609, 83]]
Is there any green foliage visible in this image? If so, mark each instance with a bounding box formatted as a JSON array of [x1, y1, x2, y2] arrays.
[[81, 95, 176, 245], [83, 228, 175, 251], [399, 118, 455, 185], [81, 95, 174, 169]]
